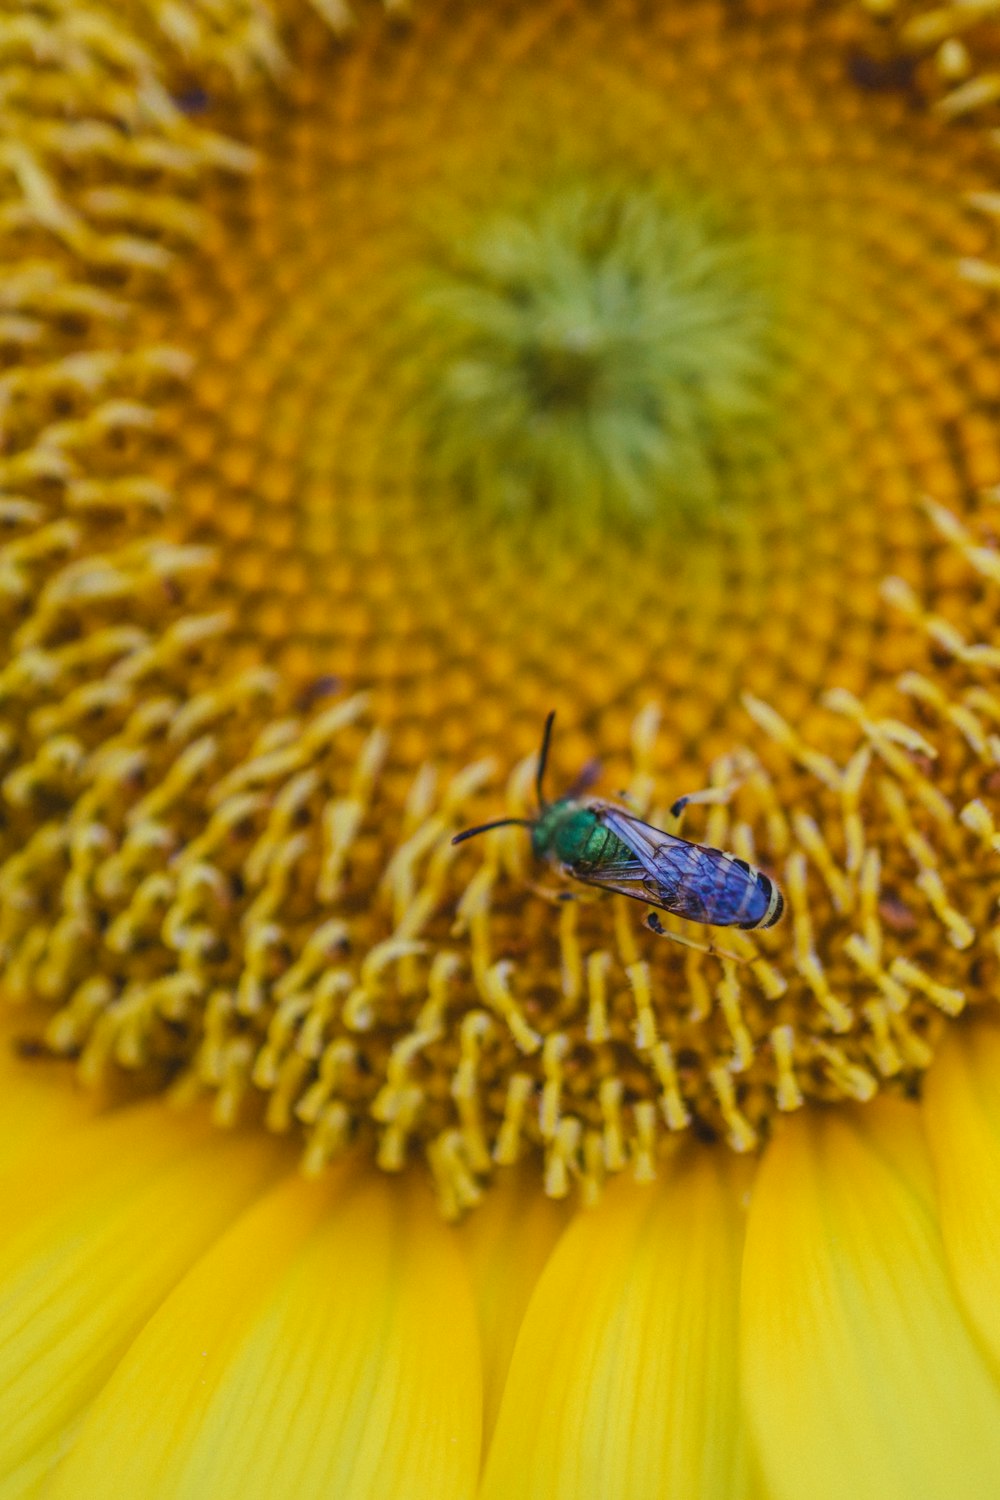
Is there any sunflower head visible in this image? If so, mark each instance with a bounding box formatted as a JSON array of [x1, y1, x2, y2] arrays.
[[2, 0, 1000, 1216]]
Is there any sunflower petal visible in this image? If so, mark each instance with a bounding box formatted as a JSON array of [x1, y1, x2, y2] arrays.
[[47, 1167, 482, 1500], [458, 1164, 569, 1449], [0, 1042, 97, 1177], [0, 1102, 286, 1500], [742, 1098, 1000, 1500], [480, 1153, 754, 1500], [923, 1019, 1000, 1374]]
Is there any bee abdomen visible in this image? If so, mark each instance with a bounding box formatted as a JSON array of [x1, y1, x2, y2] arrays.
[[730, 860, 783, 929]]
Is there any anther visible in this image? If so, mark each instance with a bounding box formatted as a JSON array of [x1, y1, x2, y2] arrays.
[[301, 1103, 352, 1179], [626, 960, 657, 1050], [632, 1099, 660, 1180], [884, 577, 1000, 670], [244, 768, 320, 887], [254, 996, 311, 1089], [959, 798, 1000, 854], [558, 900, 583, 1002], [784, 853, 819, 970], [889, 1012, 934, 1069], [581, 1129, 606, 1207], [839, 744, 871, 873], [901, 6, 982, 48], [708, 1065, 757, 1152], [272, 919, 350, 1002], [879, 778, 941, 872], [899, 670, 992, 757], [585, 949, 612, 1043], [613, 892, 641, 968], [717, 961, 754, 1072], [914, 868, 975, 949], [452, 1011, 495, 1173], [482, 959, 541, 1054], [295, 1038, 358, 1124], [684, 946, 713, 1022], [34, 912, 94, 1001], [235, 922, 286, 1016], [168, 667, 279, 747], [844, 933, 910, 1013], [5, 926, 50, 1004], [30, 677, 132, 740], [343, 938, 426, 1033], [105, 870, 173, 953], [126, 734, 218, 826], [417, 951, 464, 1033], [45, 975, 115, 1053], [318, 799, 365, 904], [858, 848, 884, 962], [862, 998, 903, 1077], [544, 1116, 582, 1199], [599, 1077, 627, 1172], [770, 1025, 803, 1111], [749, 954, 787, 1002], [650, 1040, 691, 1129], [937, 74, 1000, 119], [790, 810, 851, 912], [494, 1072, 535, 1165], [265, 1053, 312, 1133], [745, 762, 792, 857], [813, 1040, 877, 1101], [428, 1130, 482, 1219], [242, 829, 310, 929], [539, 1031, 569, 1141], [888, 956, 965, 1016], [742, 693, 841, 789], [183, 791, 268, 868], [797, 950, 853, 1033], [375, 1086, 425, 1172]]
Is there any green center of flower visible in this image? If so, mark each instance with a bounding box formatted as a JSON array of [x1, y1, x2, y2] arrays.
[[417, 185, 776, 521]]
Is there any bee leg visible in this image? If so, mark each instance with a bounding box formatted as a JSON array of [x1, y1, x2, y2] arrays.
[[527, 881, 577, 905], [645, 911, 743, 963], [529, 881, 603, 906], [667, 781, 743, 834]]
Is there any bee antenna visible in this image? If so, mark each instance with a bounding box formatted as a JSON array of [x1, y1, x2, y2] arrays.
[[536, 710, 556, 810], [451, 817, 533, 846]]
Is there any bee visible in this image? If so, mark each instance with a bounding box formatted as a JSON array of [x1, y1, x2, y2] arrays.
[[452, 711, 783, 944]]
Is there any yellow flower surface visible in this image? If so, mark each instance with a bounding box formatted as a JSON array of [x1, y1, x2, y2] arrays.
[[3, 0, 1000, 1495]]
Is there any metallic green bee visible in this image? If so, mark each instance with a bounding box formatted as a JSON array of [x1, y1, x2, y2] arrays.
[[452, 712, 784, 937]]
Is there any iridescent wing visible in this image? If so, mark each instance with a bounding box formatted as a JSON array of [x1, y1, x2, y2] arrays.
[[583, 803, 780, 929]]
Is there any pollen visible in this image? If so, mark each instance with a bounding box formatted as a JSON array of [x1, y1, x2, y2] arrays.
[[2, 0, 1000, 1213]]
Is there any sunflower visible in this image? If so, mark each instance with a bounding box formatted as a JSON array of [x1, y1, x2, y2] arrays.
[[3, 0, 1000, 1494]]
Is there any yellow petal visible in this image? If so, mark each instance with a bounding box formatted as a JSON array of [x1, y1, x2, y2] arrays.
[[742, 1098, 1000, 1500], [923, 1018, 1000, 1374], [48, 1166, 482, 1500], [481, 1152, 754, 1500], [0, 1040, 97, 1176], [458, 1164, 569, 1450], [0, 1101, 286, 1500]]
